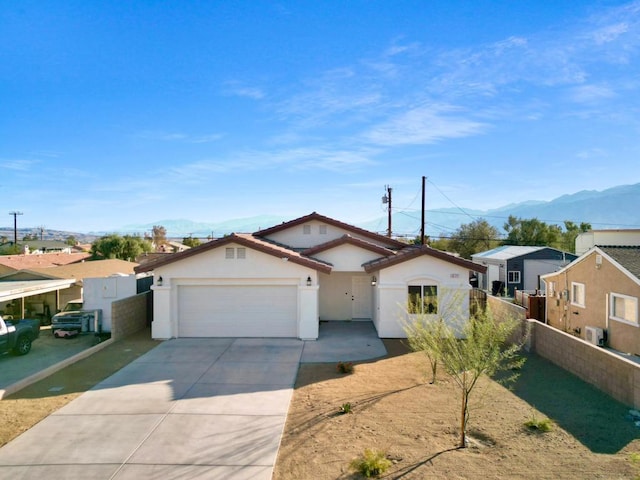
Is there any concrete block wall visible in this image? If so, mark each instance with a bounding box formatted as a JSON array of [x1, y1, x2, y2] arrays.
[[529, 319, 640, 408], [488, 295, 640, 408], [111, 292, 150, 340]]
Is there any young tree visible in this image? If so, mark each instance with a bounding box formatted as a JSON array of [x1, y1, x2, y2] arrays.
[[405, 298, 526, 448]]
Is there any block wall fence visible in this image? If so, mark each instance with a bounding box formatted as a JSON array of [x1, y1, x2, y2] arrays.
[[488, 296, 640, 409], [110, 291, 151, 340]]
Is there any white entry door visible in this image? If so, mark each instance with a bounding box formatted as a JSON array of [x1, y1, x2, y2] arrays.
[[351, 276, 372, 319]]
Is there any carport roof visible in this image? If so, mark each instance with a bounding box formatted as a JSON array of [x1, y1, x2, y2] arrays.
[[0, 279, 76, 302], [135, 233, 333, 274]]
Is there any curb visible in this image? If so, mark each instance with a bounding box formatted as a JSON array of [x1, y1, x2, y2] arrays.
[[0, 338, 115, 400]]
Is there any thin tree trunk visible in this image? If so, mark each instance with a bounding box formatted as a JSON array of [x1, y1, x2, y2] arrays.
[[460, 373, 467, 448]]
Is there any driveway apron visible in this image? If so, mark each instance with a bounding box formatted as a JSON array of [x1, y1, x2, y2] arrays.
[[0, 338, 303, 480]]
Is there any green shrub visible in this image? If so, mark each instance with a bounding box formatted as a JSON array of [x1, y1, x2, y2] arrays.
[[349, 448, 392, 478], [339, 402, 352, 414], [336, 361, 354, 374], [524, 415, 553, 433]]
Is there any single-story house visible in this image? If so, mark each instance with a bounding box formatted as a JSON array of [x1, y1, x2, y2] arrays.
[[135, 212, 486, 340], [471, 246, 577, 297], [541, 246, 640, 355], [0, 259, 139, 322]]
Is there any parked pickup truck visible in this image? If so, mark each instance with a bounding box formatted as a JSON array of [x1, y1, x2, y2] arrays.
[[0, 315, 40, 356], [51, 300, 97, 335]]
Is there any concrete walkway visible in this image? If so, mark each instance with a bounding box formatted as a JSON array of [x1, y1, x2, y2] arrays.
[[0, 323, 386, 480]]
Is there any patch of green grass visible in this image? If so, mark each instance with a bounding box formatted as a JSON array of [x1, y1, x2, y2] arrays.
[[339, 402, 352, 414]]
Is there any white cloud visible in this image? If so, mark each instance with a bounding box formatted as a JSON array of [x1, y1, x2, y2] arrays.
[[570, 84, 616, 103], [223, 81, 266, 100], [363, 104, 487, 146], [0, 159, 39, 171]]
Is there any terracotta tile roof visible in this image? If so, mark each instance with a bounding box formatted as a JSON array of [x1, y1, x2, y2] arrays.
[[599, 246, 640, 280], [0, 252, 92, 272], [302, 234, 394, 258], [135, 233, 333, 274], [363, 245, 487, 274], [7, 259, 139, 283], [254, 212, 407, 249]]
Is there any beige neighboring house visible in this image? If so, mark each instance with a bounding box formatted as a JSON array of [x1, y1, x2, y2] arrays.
[[136, 212, 486, 340], [541, 246, 640, 355], [575, 229, 640, 255]]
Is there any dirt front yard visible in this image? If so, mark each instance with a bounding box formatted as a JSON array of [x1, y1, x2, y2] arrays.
[[1, 333, 639, 479], [274, 340, 640, 480]]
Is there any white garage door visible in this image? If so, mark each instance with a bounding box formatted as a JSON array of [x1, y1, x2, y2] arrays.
[[178, 285, 298, 337]]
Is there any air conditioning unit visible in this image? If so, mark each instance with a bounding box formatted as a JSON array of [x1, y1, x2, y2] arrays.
[[585, 326, 605, 347]]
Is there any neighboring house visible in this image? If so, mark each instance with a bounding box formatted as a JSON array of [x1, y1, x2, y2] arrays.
[[541, 246, 640, 355], [575, 229, 640, 255], [0, 259, 139, 321], [471, 246, 577, 297], [21, 240, 74, 254], [135, 212, 486, 340]]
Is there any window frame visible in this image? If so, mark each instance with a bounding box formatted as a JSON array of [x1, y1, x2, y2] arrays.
[[571, 282, 586, 308], [407, 284, 438, 315], [609, 292, 639, 326], [303, 225, 311, 235], [507, 270, 521, 284], [225, 247, 235, 259]]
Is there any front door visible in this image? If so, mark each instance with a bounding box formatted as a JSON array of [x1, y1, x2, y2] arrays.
[[351, 276, 372, 319]]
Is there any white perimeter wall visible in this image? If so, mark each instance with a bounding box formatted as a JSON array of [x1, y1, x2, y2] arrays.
[[83, 275, 137, 332]]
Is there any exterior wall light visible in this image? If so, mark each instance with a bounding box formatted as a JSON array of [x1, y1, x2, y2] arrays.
[[371, 276, 377, 286], [157, 276, 163, 286], [306, 276, 312, 286]]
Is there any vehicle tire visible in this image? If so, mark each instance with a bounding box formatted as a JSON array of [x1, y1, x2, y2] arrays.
[[13, 335, 32, 355]]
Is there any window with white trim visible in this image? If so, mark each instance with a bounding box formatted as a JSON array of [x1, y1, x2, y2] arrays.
[[303, 225, 311, 234], [507, 271, 521, 284], [225, 247, 235, 259], [408, 285, 438, 314], [236, 247, 246, 259], [319, 224, 327, 234], [610, 293, 638, 325], [571, 282, 585, 308]]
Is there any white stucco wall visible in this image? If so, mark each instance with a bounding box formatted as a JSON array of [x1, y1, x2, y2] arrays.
[[264, 220, 399, 250], [373, 256, 473, 338], [83, 275, 137, 332], [312, 244, 383, 272], [151, 242, 320, 339]]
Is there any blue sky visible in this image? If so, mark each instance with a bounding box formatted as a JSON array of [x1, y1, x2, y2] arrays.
[[2, 1, 640, 235]]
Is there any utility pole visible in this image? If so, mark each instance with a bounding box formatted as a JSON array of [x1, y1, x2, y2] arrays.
[[421, 176, 426, 246], [9, 211, 23, 246], [382, 185, 392, 237]]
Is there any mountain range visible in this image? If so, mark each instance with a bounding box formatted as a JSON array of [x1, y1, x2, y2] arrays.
[[2, 183, 638, 242], [113, 183, 640, 240]]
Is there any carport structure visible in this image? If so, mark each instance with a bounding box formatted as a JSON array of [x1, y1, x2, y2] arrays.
[[0, 279, 76, 321]]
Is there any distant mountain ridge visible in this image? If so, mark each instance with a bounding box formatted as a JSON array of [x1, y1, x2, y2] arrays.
[[4, 183, 639, 240], [110, 183, 640, 239]]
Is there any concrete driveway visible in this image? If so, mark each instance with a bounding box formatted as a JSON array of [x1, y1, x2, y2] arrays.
[[0, 322, 387, 480]]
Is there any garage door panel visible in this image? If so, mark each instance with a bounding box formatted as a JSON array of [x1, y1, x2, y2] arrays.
[[178, 285, 297, 337]]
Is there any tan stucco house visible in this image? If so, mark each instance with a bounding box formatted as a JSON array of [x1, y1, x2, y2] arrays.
[[541, 246, 640, 355]]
